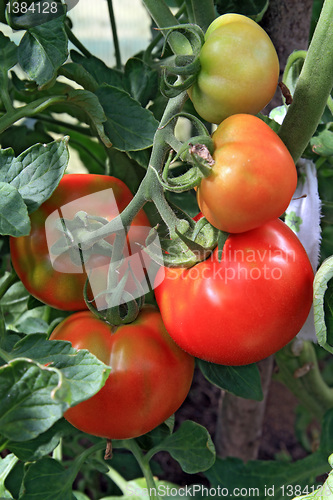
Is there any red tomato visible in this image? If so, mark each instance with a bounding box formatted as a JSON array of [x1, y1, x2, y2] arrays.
[[10, 174, 150, 311], [155, 219, 314, 366], [50, 306, 194, 439], [197, 114, 297, 233]]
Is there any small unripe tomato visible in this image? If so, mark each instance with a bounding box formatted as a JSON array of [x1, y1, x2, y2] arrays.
[[188, 13, 279, 124]]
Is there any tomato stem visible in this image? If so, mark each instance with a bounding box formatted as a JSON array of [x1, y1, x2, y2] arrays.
[[69, 441, 107, 482], [0, 95, 68, 135], [106, 0, 122, 70], [0, 270, 19, 301], [0, 70, 15, 114], [71, 90, 189, 247], [188, 0, 216, 32], [275, 340, 333, 420], [64, 22, 92, 59], [121, 439, 162, 500], [106, 466, 129, 495], [278, 0, 333, 162], [142, 0, 192, 55]]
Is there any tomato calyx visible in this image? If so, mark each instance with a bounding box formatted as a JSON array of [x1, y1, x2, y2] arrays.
[[158, 137, 214, 193], [159, 23, 204, 98], [83, 265, 145, 326]]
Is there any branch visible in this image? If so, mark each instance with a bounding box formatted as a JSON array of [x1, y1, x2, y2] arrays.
[[278, 0, 333, 161]]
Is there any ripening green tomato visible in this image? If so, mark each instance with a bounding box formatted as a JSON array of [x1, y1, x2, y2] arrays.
[[10, 174, 151, 311], [188, 13, 279, 124], [197, 114, 297, 233], [50, 306, 195, 439]]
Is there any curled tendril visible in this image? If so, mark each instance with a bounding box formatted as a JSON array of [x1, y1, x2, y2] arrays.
[[158, 23, 205, 97], [157, 131, 214, 193]]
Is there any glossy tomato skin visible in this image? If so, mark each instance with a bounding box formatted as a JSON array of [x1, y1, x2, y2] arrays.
[[155, 219, 314, 366], [197, 114, 297, 233], [10, 174, 150, 311], [50, 306, 194, 439], [188, 13, 279, 124]]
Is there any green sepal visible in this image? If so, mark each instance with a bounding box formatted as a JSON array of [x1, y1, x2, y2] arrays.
[[159, 23, 204, 98], [160, 71, 197, 98], [158, 131, 214, 193], [174, 225, 214, 261], [217, 230, 229, 262]]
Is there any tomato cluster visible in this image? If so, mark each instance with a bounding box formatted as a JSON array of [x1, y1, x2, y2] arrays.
[[10, 174, 194, 440], [8, 13, 315, 441]]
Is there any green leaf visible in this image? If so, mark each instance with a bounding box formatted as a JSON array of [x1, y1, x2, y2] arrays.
[[16, 317, 49, 335], [292, 456, 333, 499], [197, 359, 263, 400], [124, 57, 158, 107], [95, 84, 158, 152], [73, 493, 90, 500], [284, 50, 306, 98], [311, 126, 333, 156], [0, 358, 70, 441], [0, 137, 69, 214], [71, 50, 124, 89], [4, 419, 73, 462], [135, 419, 174, 451], [0, 454, 18, 499], [0, 277, 30, 327], [20, 456, 75, 500], [215, 0, 269, 20], [314, 256, 333, 353], [59, 62, 99, 93], [107, 148, 146, 193], [0, 182, 30, 236], [0, 32, 17, 71], [6, 0, 66, 29], [66, 89, 111, 147], [8, 333, 111, 406], [204, 408, 333, 499], [18, 15, 68, 87], [0, 124, 54, 155], [150, 421, 215, 474], [0, 333, 110, 441]]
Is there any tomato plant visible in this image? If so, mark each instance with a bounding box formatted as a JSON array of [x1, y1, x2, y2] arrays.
[[0, 1, 332, 499], [50, 306, 194, 439], [187, 13, 280, 124], [10, 174, 150, 311], [155, 219, 314, 365], [196, 114, 298, 233]]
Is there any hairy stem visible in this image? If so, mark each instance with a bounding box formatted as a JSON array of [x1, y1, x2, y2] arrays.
[[70, 90, 189, 248], [278, 0, 333, 161], [0, 271, 19, 301], [122, 440, 161, 500], [142, 0, 191, 55], [275, 340, 333, 420], [65, 23, 93, 58], [0, 96, 67, 135]]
